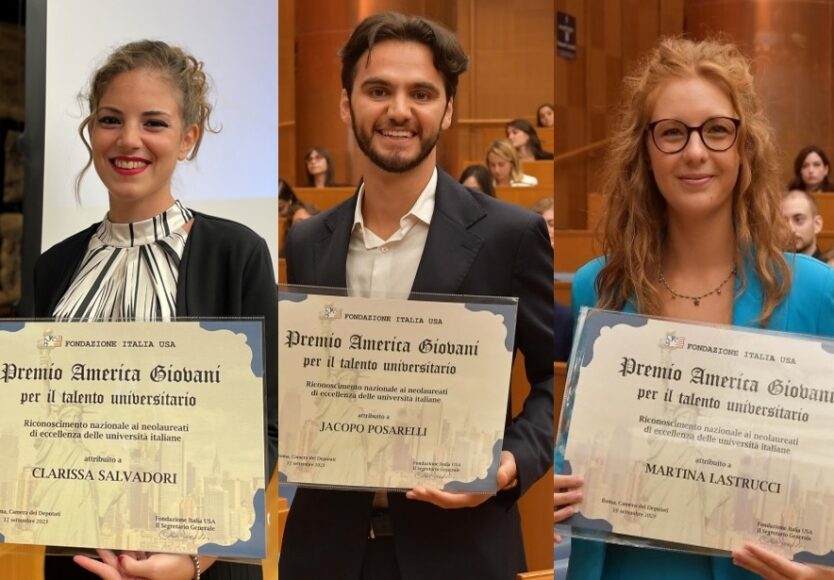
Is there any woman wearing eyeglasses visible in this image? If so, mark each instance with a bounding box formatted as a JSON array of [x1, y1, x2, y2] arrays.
[[554, 37, 834, 580]]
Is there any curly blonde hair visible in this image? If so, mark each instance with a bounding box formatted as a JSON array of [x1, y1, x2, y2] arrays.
[[596, 36, 790, 325], [75, 39, 219, 199]]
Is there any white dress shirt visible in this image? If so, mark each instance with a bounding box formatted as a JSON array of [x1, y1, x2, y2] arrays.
[[346, 168, 437, 300], [347, 168, 437, 509]]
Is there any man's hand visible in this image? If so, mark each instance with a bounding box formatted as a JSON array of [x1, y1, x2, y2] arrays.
[[405, 450, 518, 509]]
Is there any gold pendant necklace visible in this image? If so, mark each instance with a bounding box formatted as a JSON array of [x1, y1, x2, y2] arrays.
[[658, 268, 736, 307]]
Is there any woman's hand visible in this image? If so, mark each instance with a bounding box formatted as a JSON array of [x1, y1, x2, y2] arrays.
[[73, 550, 213, 580], [554, 473, 583, 543], [733, 543, 834, 579]]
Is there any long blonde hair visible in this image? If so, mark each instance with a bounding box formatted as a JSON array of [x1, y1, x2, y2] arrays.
[[596, 37, 790, 325], [487, 139, 523, 182]]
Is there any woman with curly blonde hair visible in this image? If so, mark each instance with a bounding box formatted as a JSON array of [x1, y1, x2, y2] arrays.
[[555, 37, 834, 580]]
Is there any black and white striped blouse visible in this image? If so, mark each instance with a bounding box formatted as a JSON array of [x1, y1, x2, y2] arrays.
[[53, 201, 193, 321]]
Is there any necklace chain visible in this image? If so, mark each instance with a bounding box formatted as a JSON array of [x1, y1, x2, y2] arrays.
[[658, 268, 737, 307]]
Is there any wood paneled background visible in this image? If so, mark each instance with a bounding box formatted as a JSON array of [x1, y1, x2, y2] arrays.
[[554, 0, 684, 229], [686, 0, 834, 189], [280, 0, 554, 187]]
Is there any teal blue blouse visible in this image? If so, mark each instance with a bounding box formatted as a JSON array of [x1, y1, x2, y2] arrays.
[[561, 253, 834, 580]]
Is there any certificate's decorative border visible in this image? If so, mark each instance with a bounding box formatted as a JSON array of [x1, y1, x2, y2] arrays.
[[197, 488, 265, 558], [278, 289, 518, 493], [0, 319, 267, 560], [556, 308, 834, 564]]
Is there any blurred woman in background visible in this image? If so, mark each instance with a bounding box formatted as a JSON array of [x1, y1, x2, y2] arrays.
[[506, 118, 553, 161], [486, 139, 538, 187], [304, 145, 336, 188]]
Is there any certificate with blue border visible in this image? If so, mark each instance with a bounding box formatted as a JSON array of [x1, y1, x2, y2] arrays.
[[278, 289, 518, 492], [556, 308, 834, 565], [0, 320, 266, 559]]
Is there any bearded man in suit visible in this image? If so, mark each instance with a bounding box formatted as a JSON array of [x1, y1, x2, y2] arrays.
[[280, 12, 554, 580]]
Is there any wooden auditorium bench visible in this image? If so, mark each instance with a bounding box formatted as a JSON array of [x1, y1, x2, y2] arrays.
[[813, 193, 834, 228], [517, 569, 555, 580], [818, 231, 834, 253], [293, 186, 354, 211], [477, 125, 512, 157], [521, 160, 554, 187], [495, 186, 553, 210], [554, 230, 600, 273]]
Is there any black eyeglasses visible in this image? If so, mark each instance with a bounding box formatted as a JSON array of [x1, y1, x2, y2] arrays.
[[647, 117, 741, 154]]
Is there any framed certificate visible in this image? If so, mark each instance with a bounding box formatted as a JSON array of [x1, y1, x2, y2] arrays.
[[0, 320, 266, 559], [556, 308, 834, 565], [278, 288, 518, 492]]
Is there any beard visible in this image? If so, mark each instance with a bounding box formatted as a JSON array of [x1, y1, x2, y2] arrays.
[[795, 236, 816, 255], [350, 103, 442, 173]]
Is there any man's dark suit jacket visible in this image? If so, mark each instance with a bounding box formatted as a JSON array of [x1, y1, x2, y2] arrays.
[[280, 169, 554, 580], [33, 212, 277, 580]]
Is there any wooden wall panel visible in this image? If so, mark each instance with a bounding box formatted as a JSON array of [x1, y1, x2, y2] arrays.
[[555, 0, 683, 232], [279, 0, 296, 187], [446, 0, 554, 177], [686, 0, 834, 188], [555, 0, 588, 229], [469, 0, 555, 118], [289, 0, 551, 187], [294, 3, 356, 186]]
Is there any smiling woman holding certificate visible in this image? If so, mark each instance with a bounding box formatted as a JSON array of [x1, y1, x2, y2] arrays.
[[554, 38, 834, 580], [32, 40, 277, 580]]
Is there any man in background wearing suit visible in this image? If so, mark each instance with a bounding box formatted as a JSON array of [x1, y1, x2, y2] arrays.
[[280, 12, 554, 580]]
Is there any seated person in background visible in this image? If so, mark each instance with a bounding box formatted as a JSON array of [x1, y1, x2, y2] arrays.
[[304, 145, 336, 188], [287, 202, 320, 227], [530, 197, 554, 247], [279, 178, 299, 217], [459, 163, 496, 197], [788, 145, 834, 193], [487, 139, 538, 187], [781, 189, 824, 260], [283, 202, 320, 249], [506, 118, 554, 161], [537, 103, 555, 128]]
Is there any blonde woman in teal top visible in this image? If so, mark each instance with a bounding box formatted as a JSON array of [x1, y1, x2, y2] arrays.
[[555, 37, 834, 580]]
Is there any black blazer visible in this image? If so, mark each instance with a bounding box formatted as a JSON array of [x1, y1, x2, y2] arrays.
[[34, 212, 277, 580], [280, 169, 554, 580]]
